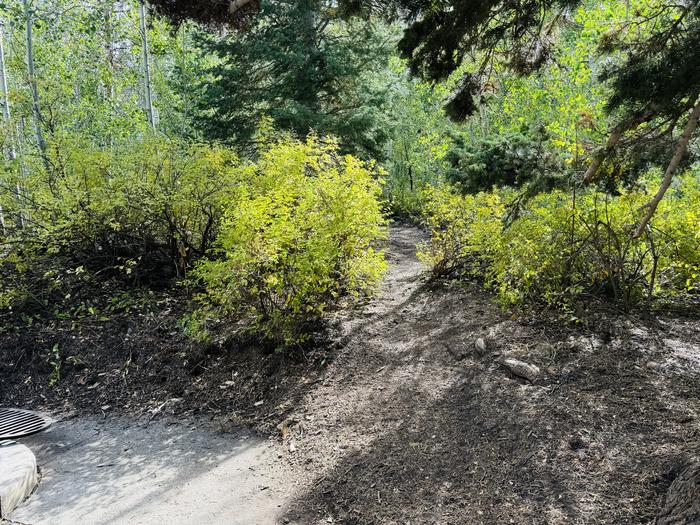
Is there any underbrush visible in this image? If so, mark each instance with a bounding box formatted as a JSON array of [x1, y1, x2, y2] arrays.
[[0, 134, 387, 347], [194, 136, 387, 345], [0, 134, 238, 281], [420, 175, 700, 310]]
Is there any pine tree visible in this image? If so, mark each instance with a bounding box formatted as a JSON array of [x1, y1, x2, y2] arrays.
[[191, 0, 392, 158]]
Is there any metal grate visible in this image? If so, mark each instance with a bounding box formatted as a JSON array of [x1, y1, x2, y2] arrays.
[[0, 408, 52, 439]]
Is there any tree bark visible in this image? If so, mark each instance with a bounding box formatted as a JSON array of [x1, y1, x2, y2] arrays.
[[0, 20, 11, 125], [0, 19, 9, 233], [656, 460, 700, 525], [23, 0, 49, 171], [139, 1, 156, 130], [582, 110, 655, 184], [633, 97, 700, 238], [0, 18, 25, 230]]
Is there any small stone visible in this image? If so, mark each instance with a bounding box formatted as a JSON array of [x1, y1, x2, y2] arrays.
[[500, 358, 540, 382], [474, 338, 488, 355], [443, 343, 467, 361]]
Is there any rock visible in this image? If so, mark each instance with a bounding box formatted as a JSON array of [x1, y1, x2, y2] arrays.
[[500, 358, 540, 382], [656, 460, 700, 525], [0, 441, 38, 518], [474, 338, 488, 356]]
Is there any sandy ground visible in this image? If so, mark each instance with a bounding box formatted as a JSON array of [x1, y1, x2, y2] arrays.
[[9, 416, 297, 525]]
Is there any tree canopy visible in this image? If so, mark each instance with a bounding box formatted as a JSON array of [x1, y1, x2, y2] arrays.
[[191, 0, 393, 158]]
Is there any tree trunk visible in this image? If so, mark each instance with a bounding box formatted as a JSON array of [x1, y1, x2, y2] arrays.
[[0, 20, 11, 125], [139, 1, 156, 130], [656, 460, 700, 525], [583, 110, 655, 183], [23, 0, 49, 171], [634, 97, 700, 238], [0, 18, 24, 231], [103, 1, 115, 148], [0, 19, 9, 233]]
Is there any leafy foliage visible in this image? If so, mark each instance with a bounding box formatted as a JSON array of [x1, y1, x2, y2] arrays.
[[421, 174, 700, 310], [0, 135, 240, 281], [195, 135, 387, 345]]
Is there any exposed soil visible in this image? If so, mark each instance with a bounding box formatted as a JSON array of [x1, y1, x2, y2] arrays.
[[2, 225, 700, 524]]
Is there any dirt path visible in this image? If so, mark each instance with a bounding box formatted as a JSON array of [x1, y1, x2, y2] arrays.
[[4, 225, 699, 524], [10, 417, 296, 525], [277, 225, 699, 524]]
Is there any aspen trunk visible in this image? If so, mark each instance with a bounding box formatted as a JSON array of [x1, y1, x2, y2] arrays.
[[0, 19, 8, 233], [139, 1, 156, 130], [0, 18, 22, 230], [23, 0, 49, 171]]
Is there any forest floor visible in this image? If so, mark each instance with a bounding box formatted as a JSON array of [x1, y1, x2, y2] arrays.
[[1, 225, 699, 524]]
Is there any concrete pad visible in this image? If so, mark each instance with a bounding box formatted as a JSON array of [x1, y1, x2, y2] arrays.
[[10, 416, 301, 525], [0, 440, 38, 518]]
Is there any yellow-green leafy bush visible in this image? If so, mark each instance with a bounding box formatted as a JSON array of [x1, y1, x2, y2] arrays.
[[195, 136, 387, 344], [418, 184, 506, 278], [0, 135, 240, 278], [421, 175, 700, 309]]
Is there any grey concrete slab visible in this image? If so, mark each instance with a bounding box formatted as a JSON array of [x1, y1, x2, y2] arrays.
[[10, 416, 300, 525], [0, 440, 38, 518]]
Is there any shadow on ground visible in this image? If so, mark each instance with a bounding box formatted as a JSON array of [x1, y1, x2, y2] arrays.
[[278, 227, 698, 524]]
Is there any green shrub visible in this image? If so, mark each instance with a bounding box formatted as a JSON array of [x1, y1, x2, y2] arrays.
[[420, 174, 700, 310], [384, 185, 430, 222], [418, 184, 506, 278], [0, 134, 240, 280], [195, 135, 387, 345]]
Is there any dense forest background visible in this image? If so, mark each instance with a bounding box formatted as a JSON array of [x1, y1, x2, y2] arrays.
[[0, 0, 698, 344]]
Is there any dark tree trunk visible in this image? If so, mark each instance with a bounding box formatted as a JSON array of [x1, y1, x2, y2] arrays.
[[656, 460, 700, 525]]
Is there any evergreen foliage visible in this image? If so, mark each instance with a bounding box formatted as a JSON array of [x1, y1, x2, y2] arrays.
[[192, 1, 393, 158], [445, 128, 565, 194]]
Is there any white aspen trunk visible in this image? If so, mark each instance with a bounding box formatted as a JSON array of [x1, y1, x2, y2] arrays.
[[0, 20, 11, 125], [0, 18, 21, 231], [24, 0, 50, 173], [0, 19, 9, 233], [139, 1, 156, 130], [104, 1, 114, 148]]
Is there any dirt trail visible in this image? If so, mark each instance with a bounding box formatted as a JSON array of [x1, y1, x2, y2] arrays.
[[278, 225, 699, 524], [4, 225, 699, 525]]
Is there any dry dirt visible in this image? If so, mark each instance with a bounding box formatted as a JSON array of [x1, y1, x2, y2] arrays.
[[2, 225, 699, 524]]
